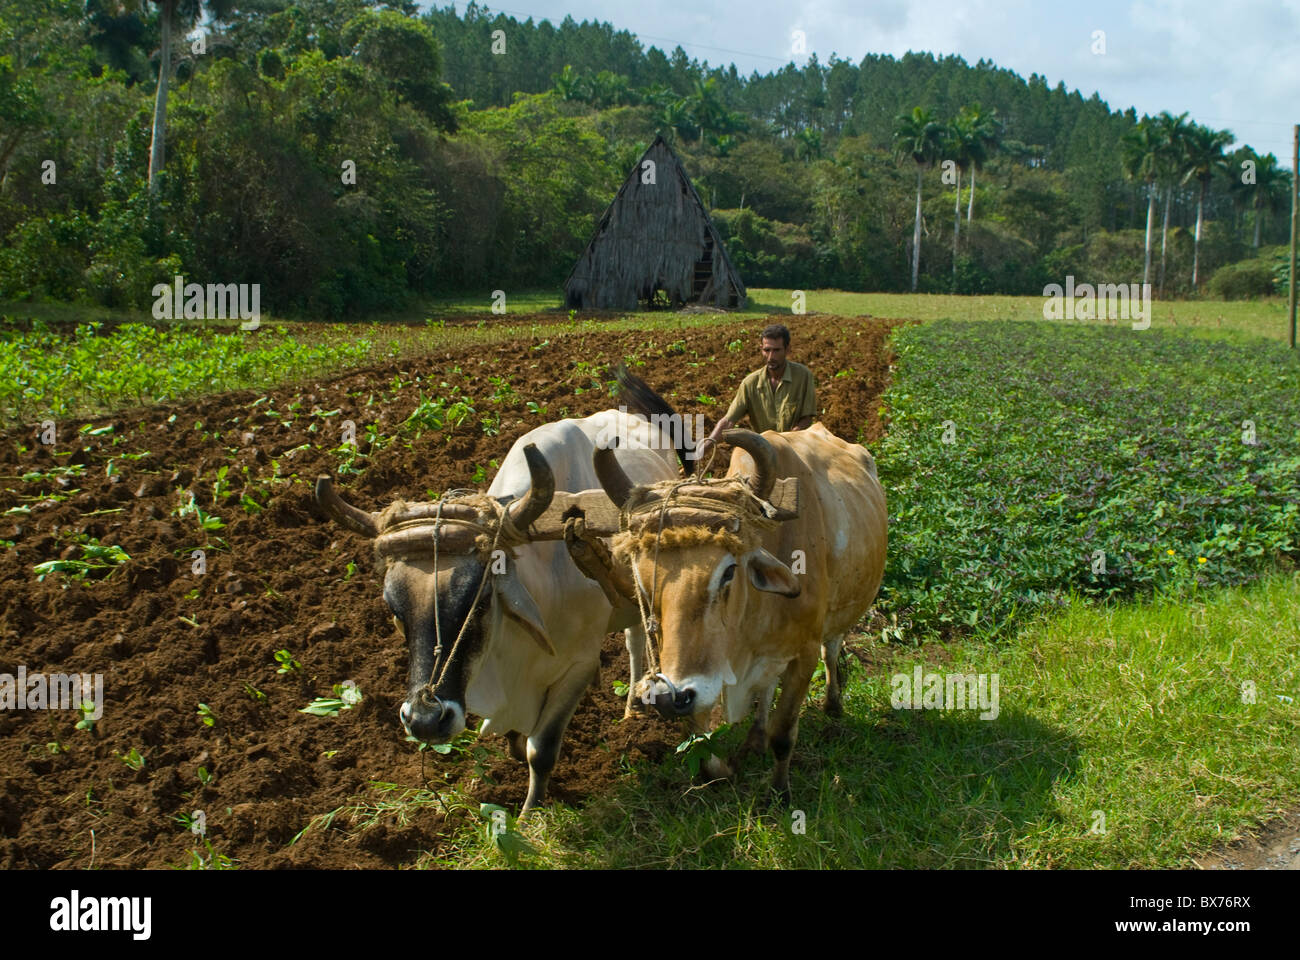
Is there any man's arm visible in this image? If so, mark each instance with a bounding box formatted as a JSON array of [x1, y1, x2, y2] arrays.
[[699, 385, 748, 457], [699, 415, 733, 454]]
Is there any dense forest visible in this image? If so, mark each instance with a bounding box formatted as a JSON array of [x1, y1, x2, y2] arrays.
[[0, 0, 1292, 317]]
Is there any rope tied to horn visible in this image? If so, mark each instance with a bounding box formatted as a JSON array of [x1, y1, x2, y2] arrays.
[[612, 474, 781, 684], [378, 491, 534, 706], [319, 441, 556, 731], [376, 491, 532, 563]]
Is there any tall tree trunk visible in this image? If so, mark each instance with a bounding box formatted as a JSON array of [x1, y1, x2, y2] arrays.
[[952, 167, 961, 283], [0, 134, 22, 194], [148, 0, 173, 194], [966, 167, 976, 222], [1192, 180, 1206, 290], [912, 166, 923, 292], [1142, 184, 1155, 287], [1253, 210, 1262, 248], [1159, 186, 1171, 297]]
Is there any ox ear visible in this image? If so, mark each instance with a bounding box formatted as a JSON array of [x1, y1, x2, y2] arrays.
[[746, 548, 800, 598], [494, 574, 556, 656]]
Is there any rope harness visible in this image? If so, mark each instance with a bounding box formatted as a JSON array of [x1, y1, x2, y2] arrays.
[[391, 450, 785, 715], [391, 491, 532, 714], [615, 461, 781, 686]]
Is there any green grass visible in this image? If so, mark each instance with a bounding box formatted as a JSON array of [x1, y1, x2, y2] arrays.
[[360, 569, 1298, 869], [749, 290, 1298, 341], [420, 288, 1296, 343]]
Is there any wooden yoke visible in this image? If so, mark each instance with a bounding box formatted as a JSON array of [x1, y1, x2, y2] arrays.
[[562, 516, 639, 630], [526, 477, 800, 540]]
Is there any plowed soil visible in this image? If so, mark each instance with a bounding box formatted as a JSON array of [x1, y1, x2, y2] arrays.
[[0, 314, 904, 869]]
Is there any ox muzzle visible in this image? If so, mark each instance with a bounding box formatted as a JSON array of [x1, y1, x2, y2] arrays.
[[637, 673, 702, 719], [400, 688, 466, 744]]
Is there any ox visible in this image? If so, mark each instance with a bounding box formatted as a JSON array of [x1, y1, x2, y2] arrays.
[[592, 412, 887, 800], [315, 407, 685, 815]]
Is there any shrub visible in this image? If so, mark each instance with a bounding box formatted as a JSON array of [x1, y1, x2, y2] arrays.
[[0, 214, 92, 301], [1208, 259, 1277, 300]]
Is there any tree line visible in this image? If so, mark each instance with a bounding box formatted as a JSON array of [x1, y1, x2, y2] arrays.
[[0, 0, 1292, 318]]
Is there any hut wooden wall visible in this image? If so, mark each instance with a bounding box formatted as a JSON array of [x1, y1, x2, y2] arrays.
[[565, 138, 746, 310]]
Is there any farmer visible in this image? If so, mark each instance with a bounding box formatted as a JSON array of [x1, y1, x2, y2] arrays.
[[697, 323, 816, 461]]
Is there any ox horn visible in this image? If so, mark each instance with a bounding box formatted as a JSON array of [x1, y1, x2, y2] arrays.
[[315, 475, 380, 538], [506, 443, 555, 532], [593, 436, 635, 509], [722, 429, 778, 501]]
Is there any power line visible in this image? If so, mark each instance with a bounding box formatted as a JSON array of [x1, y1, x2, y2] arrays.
[[440, 1, 805, 64], [1197, 117, 1298, 127]]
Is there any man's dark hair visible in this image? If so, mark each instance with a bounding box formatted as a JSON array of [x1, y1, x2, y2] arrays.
[[761, 323, 791, 347]]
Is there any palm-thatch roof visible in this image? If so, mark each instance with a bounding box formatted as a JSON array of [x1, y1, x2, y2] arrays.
[[564, 135, 746, 311]]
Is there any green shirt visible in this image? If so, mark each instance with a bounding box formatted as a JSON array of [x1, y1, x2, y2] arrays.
[[724, 361, 816, 433]]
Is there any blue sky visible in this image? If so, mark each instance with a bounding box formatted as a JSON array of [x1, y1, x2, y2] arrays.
[[429, 0, 1300, 162]]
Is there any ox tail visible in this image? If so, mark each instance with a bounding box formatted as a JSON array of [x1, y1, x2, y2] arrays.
[[613, 364, 696, 476]]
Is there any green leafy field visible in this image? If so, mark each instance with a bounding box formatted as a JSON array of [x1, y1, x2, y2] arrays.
[[0, 319, 374, 424], [877, 318, 1300, 641]]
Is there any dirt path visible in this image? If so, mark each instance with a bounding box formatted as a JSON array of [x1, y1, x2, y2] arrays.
[[0, 314, 903, 868], [1196, 811, 1300, 870]]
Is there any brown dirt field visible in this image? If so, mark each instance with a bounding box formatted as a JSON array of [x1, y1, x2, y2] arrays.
[[0, 314, 904, 869]]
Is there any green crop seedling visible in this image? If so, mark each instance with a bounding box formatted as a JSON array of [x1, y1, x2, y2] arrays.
[[299, 682, 363, 717], [274, 649, 301, 674]]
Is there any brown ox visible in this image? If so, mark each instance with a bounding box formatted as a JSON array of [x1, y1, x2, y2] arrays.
[[594, 424, 887, 800]]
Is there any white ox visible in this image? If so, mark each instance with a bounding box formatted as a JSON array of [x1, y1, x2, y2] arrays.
[[316, 409, 682, 815]]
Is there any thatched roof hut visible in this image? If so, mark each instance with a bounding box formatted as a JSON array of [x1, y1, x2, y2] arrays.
[[564, 135, 746, 311]]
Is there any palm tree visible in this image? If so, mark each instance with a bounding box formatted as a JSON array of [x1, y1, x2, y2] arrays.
[[1152, 111, 1191, 296], [146, 0, 237, 194], [1120, 117, 1161, 287], [944, 107, 991, 273], [961, 104, 1001, 222], [1226, 146, 1253, 238], [589, 70, 636, 108], [1181, 122, 1234, 290], [552, 64, 586, 101], [942, 119, 971, 280], [686, 77, 727, 145], [1248, 152, 1290, 248], [795, 127, 823, 162], [655, 98, 697, 144], [893, 107, 945, 292]]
